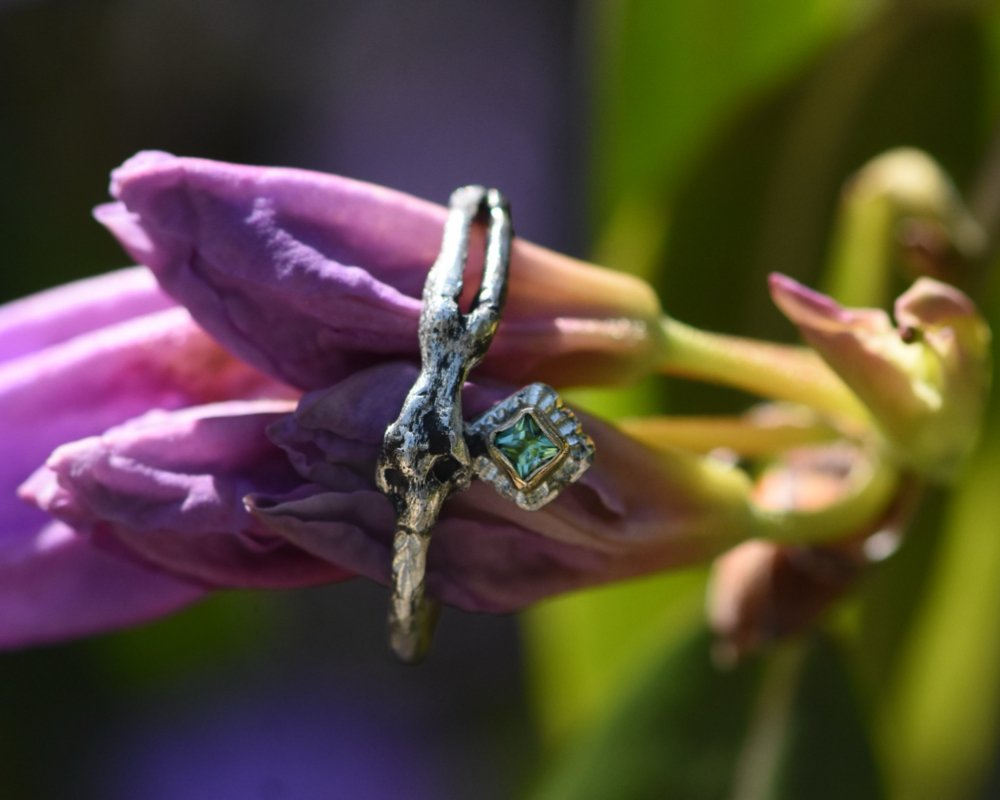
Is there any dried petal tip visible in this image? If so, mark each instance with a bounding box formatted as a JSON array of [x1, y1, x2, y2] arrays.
[[770, 273, 990, 480]]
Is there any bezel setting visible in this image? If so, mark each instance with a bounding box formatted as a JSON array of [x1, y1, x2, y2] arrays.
[[467, 383, 595, 510]]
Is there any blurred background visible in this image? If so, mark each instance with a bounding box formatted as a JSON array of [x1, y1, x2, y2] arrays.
[[2, 0, 1000, 798]]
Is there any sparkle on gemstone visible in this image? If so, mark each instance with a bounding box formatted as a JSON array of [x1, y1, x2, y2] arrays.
[[492, 413, 562, 482]]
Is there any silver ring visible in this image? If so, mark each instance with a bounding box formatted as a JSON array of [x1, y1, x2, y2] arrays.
[[375, 186, 595, 663]]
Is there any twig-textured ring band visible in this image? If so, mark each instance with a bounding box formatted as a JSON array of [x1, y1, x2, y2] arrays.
[[375, 186, 594, 664]]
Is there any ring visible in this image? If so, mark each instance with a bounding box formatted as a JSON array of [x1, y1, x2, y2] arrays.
[[375, 186, 595, 663]]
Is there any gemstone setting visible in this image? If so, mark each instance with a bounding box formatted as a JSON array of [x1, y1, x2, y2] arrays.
[[467, 383, 595, 510]]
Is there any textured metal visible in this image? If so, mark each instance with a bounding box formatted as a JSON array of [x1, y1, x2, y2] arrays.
[[467, 383, 596, 510], [376, 185, 511, 663]]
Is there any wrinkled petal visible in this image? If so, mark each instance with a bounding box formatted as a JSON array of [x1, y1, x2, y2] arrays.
[[0, 306, 290, 535], [24, 401, 347, 589], [0, 303, 294, 644], [769, 273, 990, 479], [0, 520, 203, 649], [0, 266, 173, 365], [96, 151, 664, 390], [251, 363, 756, 612]]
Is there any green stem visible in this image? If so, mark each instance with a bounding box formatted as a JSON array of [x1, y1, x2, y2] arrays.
[[751, 453, 900, 545], [824, 187, 897, 308], [729, 641, 806, 800], [823, 148, 985, 308], [620, 414, 837, 456], [657, 316, 869, 421]]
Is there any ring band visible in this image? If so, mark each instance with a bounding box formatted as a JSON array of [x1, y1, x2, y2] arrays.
[[376, 186, 594, 663]]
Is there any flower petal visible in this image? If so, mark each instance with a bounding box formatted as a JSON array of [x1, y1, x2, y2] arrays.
[[0, 304, 295, 644], [24, 401, 348, 589], [96, 151, 664, 390], [0, 267, 173, 365], [0, 520, 203, 648], [0, 306, 290, 540], [253, 362, 755, 612]]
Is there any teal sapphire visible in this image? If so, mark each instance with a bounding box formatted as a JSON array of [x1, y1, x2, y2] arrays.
[[492, 413, 562, 482]]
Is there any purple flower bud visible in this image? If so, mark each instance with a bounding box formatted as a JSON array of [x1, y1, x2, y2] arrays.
[[31, 361, 756, 616], [95, 151, 665, 390], [25, 401, 349, 590], [0, 267, 172, 364], [0, 154, 765, 646]]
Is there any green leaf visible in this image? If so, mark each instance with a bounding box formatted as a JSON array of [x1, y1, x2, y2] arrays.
[[522, 569, 705, 744], [588, 0, 867, 276], [874, 449, 1000, 800], [528, 627, 883, 800], [769, 634, 884, 800], [529, 625, 763, 800], [591, 0, 866, 215]]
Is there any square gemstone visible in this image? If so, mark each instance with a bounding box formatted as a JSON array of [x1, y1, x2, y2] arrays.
[[469, 383, 595, 510], [492, 413, 561, 482]]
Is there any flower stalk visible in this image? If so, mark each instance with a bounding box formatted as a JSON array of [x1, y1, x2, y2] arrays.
[[620, 410, 837, 457], [750, 449, 900, 546], [657, 316, 870, 422], [823, 148, 986, 308]]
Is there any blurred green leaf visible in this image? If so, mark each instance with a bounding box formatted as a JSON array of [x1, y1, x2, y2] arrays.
[[660, 6, 987, 339], [522, 569, 705, 744], [529, 627, 882, 800], [525, 0, 875, 745], [591, 0, 869, 221], [770, 634, 884, 800], [875, 442, 1000, 800], [589, 0, 870, 275], [86, 590, 276, 690], [529, 625, 763, 800]]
